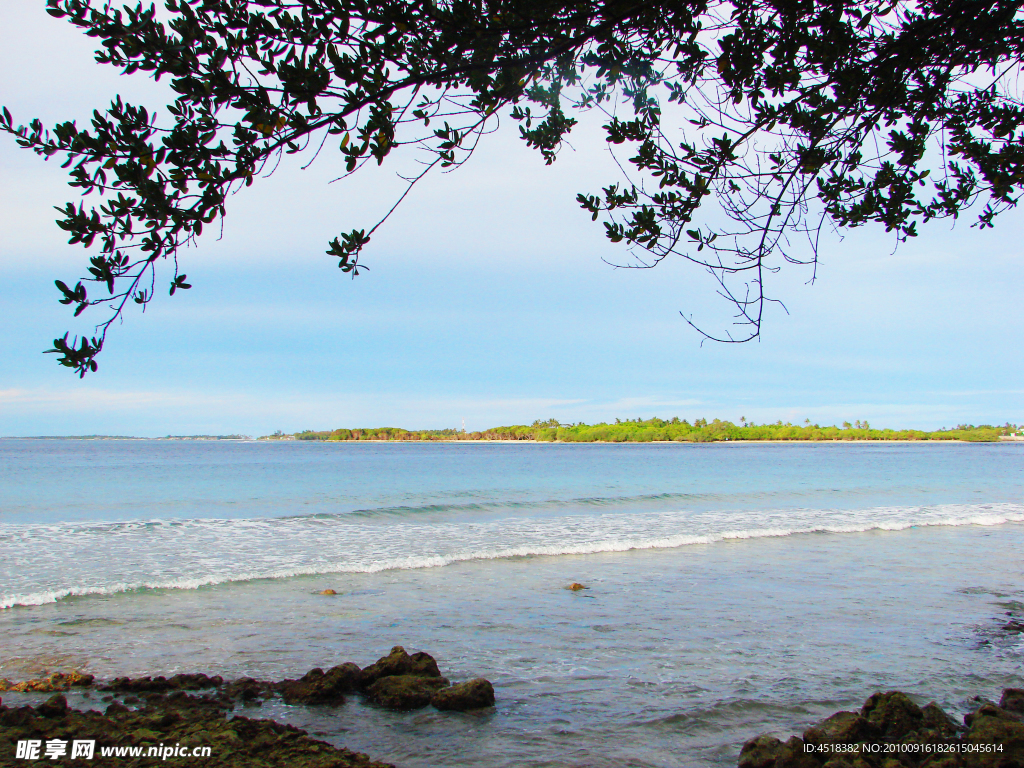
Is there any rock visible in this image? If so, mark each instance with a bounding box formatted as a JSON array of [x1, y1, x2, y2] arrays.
[[0, 671, 94, 692], [360, 646, 443, 687], [364, 675, 448, 710], [861, 691, 923, 740], [751, 690, 1024, 768], [737, 733, 784, 768], [169, 673, 224, 690], [431, 678, 495, 711], [223, 676, 275, 703], [36, 694, 69, 718], [320, 589, 337, 595], [99, 673, 221, 693], [157, 690, 234, 712], [775, 736, 821, 768], [0, 690, 396, 768], [820, 758, 872, 768], [804, 711, 881, 746], [280, 664, 362, 705], [921, 703, 959, 733], [1000, 688, 1024, 714], [963, 706, 1024, 767], [916, 756, 960, 768], [963, 702, 1021, 727]]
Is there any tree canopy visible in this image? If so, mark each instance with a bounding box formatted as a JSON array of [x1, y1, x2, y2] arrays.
[[4, 0, 1023, 375]]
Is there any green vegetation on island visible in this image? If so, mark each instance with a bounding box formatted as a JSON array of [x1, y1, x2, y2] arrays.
[[263, 419, 1022, 443]]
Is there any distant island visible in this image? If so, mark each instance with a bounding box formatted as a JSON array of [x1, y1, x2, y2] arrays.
[[260, 419, 1024, 443]]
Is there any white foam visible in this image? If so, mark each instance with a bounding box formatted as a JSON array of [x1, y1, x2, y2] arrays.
[[3, 503, 1023, 609]]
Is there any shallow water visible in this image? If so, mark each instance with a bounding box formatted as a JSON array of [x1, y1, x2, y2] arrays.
[[1, 440, 1023, 766]]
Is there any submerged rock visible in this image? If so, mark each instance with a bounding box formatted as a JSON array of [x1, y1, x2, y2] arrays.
[[431, 678, 495, 711]]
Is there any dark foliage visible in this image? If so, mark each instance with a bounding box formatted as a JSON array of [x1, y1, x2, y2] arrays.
[[3, 0, 1022, 374]]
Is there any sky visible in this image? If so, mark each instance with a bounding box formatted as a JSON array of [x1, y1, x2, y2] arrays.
[[1, 2, 1022, 437]]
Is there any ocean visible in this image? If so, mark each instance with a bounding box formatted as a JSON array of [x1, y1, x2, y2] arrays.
[[1, 439, 1022, 766]]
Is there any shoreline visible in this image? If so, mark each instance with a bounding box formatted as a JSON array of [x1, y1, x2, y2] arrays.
[[0, 648, 493, 767], [4, 666, 1023, 768]]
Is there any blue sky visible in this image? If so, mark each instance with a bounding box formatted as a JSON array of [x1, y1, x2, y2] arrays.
[[2, 2, 1022, 437]]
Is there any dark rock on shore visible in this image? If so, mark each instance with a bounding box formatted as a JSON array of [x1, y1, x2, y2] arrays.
[[222, 676, 276, 704], [431, 678, 496, 711], [1000, 689, 1024, 714], [739, 689, 1024, 768], [803, 710, 882, 746], [861, 692, 923, 741], [354, 646, 496, 712], [0, 646, 495, 721], [100, 672, 223, 693], [0, 692, 394, 768], [739, 735, 819, 768]]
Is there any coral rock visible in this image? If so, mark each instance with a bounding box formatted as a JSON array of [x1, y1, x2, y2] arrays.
[[1000, 688, 1024, 714], [360, 646, 442, 688], [431, 678, 495, 711], [737, 733, 784, 768], [280, 664, 362, 705], [861, 691, 923, 740], [364, 675, 448, 710], [804, 711, 881, 746]]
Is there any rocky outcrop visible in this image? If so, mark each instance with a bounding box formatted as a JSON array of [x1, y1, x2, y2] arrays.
[[430, 678, 496, 711], [961, 702, 1024, 768], [279, 663, 363, 705], [0, 693, 394, 768], [364, 675, 449, 710], [803, 711, 882, 746], [739, 735, 819, 768], [0, 646, 495, 719], [359, 646, 443, 687], [739, 689, 1024, 768], [0, 671, 94, 692], [1000, 689, 1024, 714], [100, 672, 223, 692]]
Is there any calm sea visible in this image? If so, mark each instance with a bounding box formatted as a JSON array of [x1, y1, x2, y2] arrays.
[[2, 439, 1023, 766]]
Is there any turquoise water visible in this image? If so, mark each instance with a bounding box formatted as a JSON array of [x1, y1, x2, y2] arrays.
[[1, 440, 1023, 766]]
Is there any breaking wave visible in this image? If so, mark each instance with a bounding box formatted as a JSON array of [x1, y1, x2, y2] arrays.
[[3, 502, 1023, 610]]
